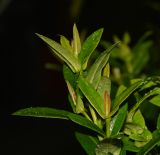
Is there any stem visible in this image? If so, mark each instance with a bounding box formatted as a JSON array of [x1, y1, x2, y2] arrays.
[[106, 117, 111, 138]]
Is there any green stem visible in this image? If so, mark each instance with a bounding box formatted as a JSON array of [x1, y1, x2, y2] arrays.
[[106, 117, 111, 138]]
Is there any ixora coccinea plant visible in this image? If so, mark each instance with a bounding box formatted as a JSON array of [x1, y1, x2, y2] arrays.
[[13, 24, 160, 155]]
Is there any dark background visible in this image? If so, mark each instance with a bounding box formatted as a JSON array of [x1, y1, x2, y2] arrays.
[[2, 0, 160, 154]]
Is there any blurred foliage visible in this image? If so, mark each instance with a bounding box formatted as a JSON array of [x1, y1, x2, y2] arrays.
[[100, 31, 160, 85]]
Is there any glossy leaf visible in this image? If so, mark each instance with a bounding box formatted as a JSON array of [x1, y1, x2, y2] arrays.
[[13, 107, 69, 119], [78, 76, 106, 119], [111, 103, 128, 137], [95, 139, 122, 155], [86, 42, 119, 88], [36, 33, 81, 73], [110, 80, 144, 117], [13, 107, 105, 136], [75, 132, 98, 155], [79, 28, 103, 69], [73, 24, 81, 56]]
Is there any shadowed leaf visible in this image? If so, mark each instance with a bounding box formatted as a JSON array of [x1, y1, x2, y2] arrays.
[[75, 132, 98, 155]]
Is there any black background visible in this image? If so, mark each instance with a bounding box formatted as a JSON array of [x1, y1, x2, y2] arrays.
[[2, 0, 160, 154]]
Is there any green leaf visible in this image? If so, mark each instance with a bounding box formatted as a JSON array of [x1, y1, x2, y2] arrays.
[[129, 129, 152, 142], [86, 42, 119, 88], [132, 110, 146, 128], [120, 148, 126, 155], [124, 122, 144, 135], [97, 77, 111, 116], [36, 33, 81, 73], [68, 94, 76, 113], [75, 94, 85, 114], [60, 35, 72, 52], [115, 85, 127, 97], [128, 87, 160, 119], [75, 132, 98, 155], [111, 103, 128, 137], [13, 107, 105, 136], [132, 40, 153, 75], [66, 81, 77, 108], [63, 65, 78, 89], [123, 32, 131, 44], [149, 94, 160, 107], [13, 107, 69, 119], [110, 80, 144, 117], [139, 80, 156, 91], [79, 28, 103, 69], [103, 63, 110, 78], [95, 139, 122, 155], [67, 113, 105, 136], [73, 24, 81, 56], [137, 130, 160, 155], [78, 76, 106, 119], [97, 77, 111, 97]]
